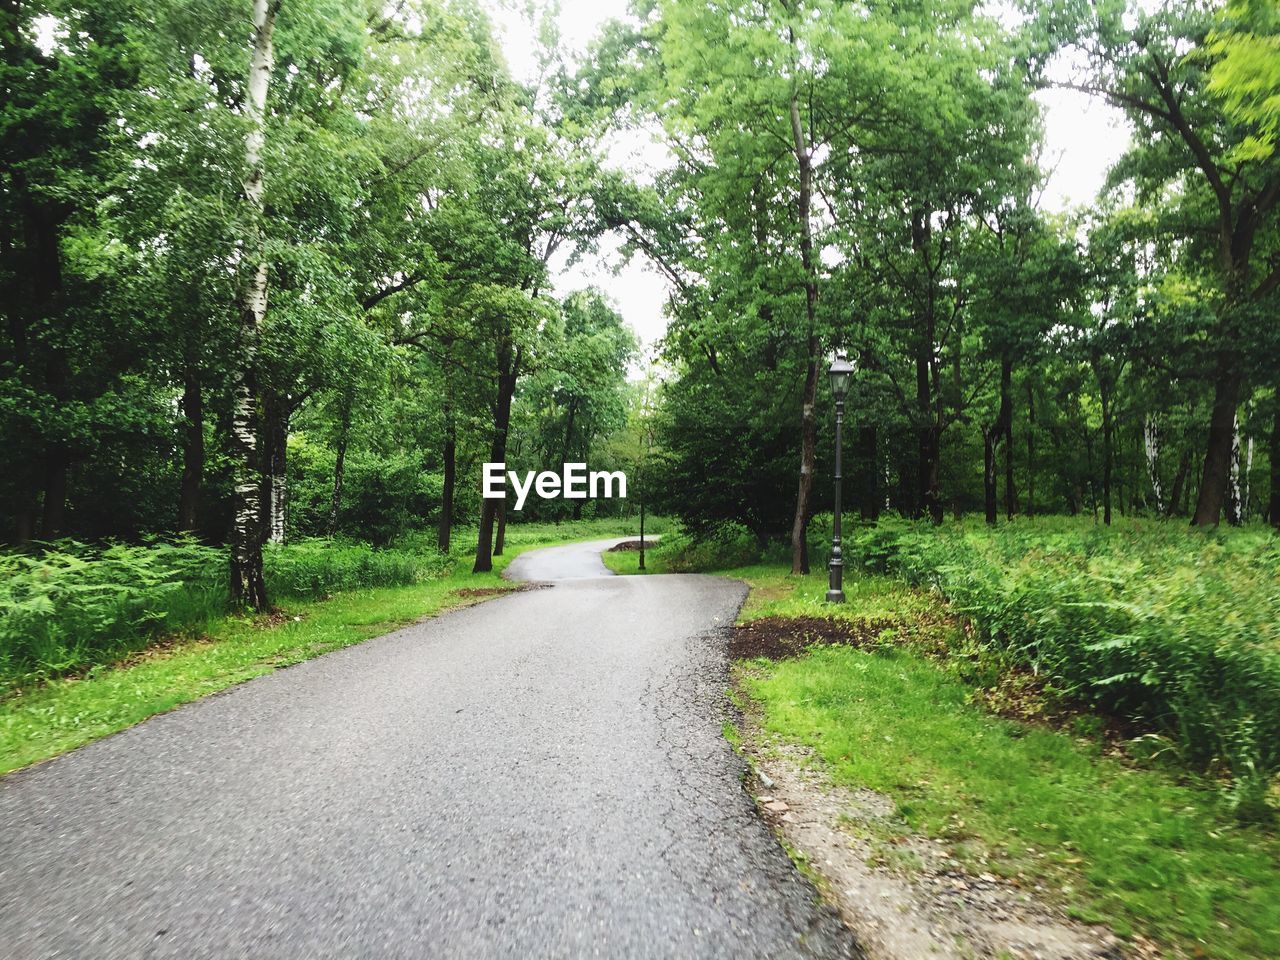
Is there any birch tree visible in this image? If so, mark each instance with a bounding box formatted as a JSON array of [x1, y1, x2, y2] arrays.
[[228, 0, 277, 608]]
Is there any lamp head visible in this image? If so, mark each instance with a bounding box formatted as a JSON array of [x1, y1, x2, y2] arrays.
[[827, 354, 854, 400]]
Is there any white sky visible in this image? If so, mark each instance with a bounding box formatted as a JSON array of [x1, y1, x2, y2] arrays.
[[484, 0, 1133, 353]]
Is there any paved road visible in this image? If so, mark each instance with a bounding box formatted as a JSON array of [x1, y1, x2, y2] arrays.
[[0, 538, 862, 959]]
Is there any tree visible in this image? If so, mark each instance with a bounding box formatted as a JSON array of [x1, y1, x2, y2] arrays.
[[1033, 0, 1280, 525]]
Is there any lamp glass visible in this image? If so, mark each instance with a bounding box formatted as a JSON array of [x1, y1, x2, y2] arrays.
[[827, 356, 854, 399]]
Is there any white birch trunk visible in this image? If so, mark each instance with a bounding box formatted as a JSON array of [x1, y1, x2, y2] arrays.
[[1243, 433, 1255, 522], [1143, 415, 1164, 515], [269, 474, 286, 544], [1227, 413, 1243, 525], [230, 0, 276, 607]]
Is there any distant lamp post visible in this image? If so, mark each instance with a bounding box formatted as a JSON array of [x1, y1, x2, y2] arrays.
[[826, 354, 855, 603]]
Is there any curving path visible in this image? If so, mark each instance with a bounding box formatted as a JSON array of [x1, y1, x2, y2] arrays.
[[0, 538, 862, 959]]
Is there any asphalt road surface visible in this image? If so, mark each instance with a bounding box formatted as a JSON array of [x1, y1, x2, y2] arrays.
[[0, 538, 863, 959]]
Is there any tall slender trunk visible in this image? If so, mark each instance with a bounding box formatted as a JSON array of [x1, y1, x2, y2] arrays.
[[39, 346, 70, 538], [494, 495, 507, 557], [1192, 356, 1242, 526], [261, 393, 288, 544], [328, 394, 352, 537], [1100, 386, 1113, 526], [911, 210, 942, 524], [566, 397, 583, 520], [788, 89, 818, 575], [1143, 415, 1164, 516], [178, 365, 204, 533], [915, 342, 941, 524], [437, 400, 455, 552], [560, 397, 577, 466], [1000, 353, 1017, 518], [982, 426, 998, 525], [229, 0, 276, 609], [474, 348, 519, 573], [1226, 413, 1244, 525], [1025, 380, 1036, 519], [1168, 448, 1192, 519], [1268, 404, 1280, 528]]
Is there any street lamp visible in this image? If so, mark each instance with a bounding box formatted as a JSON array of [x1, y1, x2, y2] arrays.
[[826, 354, 854, 603]]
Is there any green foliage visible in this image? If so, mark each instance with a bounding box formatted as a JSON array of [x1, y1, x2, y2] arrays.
[[0, 537, 443, 687], [848, 517, 1280, 812], [648, 522, 764, 573]]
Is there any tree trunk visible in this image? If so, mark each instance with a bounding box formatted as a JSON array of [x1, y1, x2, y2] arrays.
[[259, 390, 287, 544], [787, 90, 819, 576], [560, 397, 577, 466], [1168, 448, 1192, 519], [1025, 380, 1036, 519], [328, 393, 352, 536], [982, 427, 998, 525], [474, 349, 519, 573], [916, 344, 941, 523], [1001, 352, 1017, 519], [1143, 415, 1164, 516], [494, 494, 507, 557], [912, 210, 942, 525], [1191, 360, 1242, 526], [229, 0, 276, 610], [437, 402, 455, 553], [1244, 433, 1256, 519], [1100, 386, 1113, 526], [178, 365, 204, 533], [39, 347, 71, 539], [1226, 413, 1244, 525], [1267, 403, 1280, 528]]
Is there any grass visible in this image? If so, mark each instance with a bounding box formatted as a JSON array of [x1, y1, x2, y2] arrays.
[[723, 562, 1280, 960], [598, 541, 669, 575], [0, 519, 651, 777]]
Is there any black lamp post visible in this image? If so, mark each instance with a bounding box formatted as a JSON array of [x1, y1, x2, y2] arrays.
[[826, 355, 854, 603]]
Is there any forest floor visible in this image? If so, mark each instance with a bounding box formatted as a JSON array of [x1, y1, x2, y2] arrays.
[[605, 549, 1280, 960]]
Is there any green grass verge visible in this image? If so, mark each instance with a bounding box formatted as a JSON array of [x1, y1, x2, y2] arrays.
[[599, 542, 668, 575], [731, 564, 1280, 959], [0, 522, 649, 777]]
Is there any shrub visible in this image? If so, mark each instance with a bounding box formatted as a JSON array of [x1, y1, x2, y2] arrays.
[[656, 522, 762, 572], [264, 539, 442, 597], [0, 540, 225, 684], [846, 518, 1280, 814], [0, 538, 446, 688]]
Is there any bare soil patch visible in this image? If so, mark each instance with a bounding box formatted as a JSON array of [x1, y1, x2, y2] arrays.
[[607, 539, 657, 552], [452, 582, 549, 599], [452, 586, 516, 598], [730, 615, 900, 660]]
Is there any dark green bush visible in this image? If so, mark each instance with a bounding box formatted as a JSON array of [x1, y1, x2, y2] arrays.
[[848, 517, 1280, 814], [656, 522, 763, 572]]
